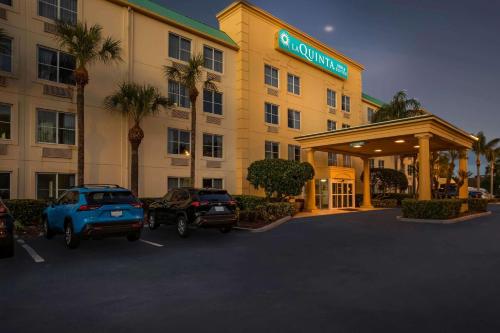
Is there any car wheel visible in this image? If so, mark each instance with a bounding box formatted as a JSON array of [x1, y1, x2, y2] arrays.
[[127, 231, 141, 242], [176, 215, 190, 238], [64, 222, 80, 249], [148, 212, 160, 230], [0, 239, 14, 258], [220, 226, 232, 234], [43, 216, 55, 240]]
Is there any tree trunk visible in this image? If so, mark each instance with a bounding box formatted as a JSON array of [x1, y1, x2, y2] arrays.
[[491, 161, 495, 196], [190, 94, 198, 187], [130, 141, 140, 197], [476, 154, 481, 189], [77, 84, 85, 186], [412, 155, 417, 198]]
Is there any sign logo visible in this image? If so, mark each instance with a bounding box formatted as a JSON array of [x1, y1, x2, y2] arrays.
[[276, 29, 348, 80]]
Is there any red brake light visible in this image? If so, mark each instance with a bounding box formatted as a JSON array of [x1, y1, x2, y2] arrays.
[[0, 205, 6, 213], [77, 204, 102, 211], [191, 201, 209, 207], [228, 200, 237, 206], [130, 202, 143, 208]]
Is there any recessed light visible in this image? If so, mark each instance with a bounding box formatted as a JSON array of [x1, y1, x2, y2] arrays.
[[395, 139, 405, 143], [353, 144, 362, 148], [414, 145, 420, 148], [350, 141, 365, 148], [374, 149, 382, 152]]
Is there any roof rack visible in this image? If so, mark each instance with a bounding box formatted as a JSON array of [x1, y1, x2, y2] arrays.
[[79, 184, 123, 189]]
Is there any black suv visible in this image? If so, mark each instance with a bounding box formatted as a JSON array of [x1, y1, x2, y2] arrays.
[[147, 188, 237, 237]]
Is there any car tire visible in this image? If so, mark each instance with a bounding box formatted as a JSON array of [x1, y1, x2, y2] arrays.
[[127, 231, 141, 242], [176, 215, 190, 238], [220, 226, 232, 234], [0, 239, 14, 258], [64, 221, 80, 249], [148, 212, 160, 230], [43, 216, 55, 240]]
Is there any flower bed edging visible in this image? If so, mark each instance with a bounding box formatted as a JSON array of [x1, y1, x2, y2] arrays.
[[234, 216, 292, 232], [397, 211, 492, 224]]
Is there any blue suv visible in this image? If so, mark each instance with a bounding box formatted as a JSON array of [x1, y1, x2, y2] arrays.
[[43, 185, 144, 249]]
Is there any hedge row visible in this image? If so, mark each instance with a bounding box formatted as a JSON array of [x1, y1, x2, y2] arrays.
[[239, 202, 295, 222], [467, 198, 489, 212], [372, 199, 398, 208], [402, 199, 462, 219], [4, 200, 47, 226], [232, 195, 267, 211]]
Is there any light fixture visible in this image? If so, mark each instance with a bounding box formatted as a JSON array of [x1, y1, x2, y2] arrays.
[[183, 150, 191, 156], [395, 139, 405, 143], [320, 179, 327, 183], [374, 149, 382, 153], [414, 145, 420, 148], [350, 141, 365, 148]]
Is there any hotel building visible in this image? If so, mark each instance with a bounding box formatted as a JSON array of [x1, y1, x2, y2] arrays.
[[0, 0, 404, 209]]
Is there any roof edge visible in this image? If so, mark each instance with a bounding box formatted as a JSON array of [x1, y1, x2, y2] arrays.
[[362, 93, 385, 107]]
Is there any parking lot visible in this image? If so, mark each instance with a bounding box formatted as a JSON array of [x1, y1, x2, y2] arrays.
[[2, 205, 500, 332]]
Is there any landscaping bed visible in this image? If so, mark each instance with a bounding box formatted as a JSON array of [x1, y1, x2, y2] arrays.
[[400, 198, 491, 223], [234, 195, 296, 230]]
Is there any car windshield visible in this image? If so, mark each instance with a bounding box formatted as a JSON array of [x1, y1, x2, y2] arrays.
[[86, 191, 137, 205], [198, 191, 231, 202]]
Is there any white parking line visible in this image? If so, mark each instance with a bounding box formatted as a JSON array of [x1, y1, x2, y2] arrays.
[[18, 241, 45, 263], [139, 239, 164, 247]]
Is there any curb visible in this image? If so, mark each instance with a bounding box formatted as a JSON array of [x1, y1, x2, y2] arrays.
[[235, 216, 292, 233], [397, 211, 492, 224]]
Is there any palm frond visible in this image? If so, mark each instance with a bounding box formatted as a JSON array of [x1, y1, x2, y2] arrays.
[[99, 37, 122, 63]]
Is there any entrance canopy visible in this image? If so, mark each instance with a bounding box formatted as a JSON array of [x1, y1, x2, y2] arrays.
[[295, 115, 477, 210], [295, 115, 476, 158]]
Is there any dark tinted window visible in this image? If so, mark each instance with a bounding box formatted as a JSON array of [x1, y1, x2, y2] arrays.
[[86, 191, 137, 205], [198, 191, 231, 202]]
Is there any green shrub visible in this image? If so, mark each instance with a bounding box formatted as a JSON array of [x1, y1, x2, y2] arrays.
[[4, 200, 47, 226], [372, 199, 398, 208], [232, 195, 266, 211], [401, 199, 462, 219], [468, 198, 489, 212], [377, 193, 414, 205], [254, 202, 296, 222]]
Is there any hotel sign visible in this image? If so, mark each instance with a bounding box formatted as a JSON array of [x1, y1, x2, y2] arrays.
[[277, 29, 348, 80]]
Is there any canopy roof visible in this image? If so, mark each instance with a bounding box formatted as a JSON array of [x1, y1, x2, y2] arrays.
[[295, 115, 477, 158]]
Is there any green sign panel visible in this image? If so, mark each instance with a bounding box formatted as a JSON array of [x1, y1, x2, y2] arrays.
[[277, 29, 348, 80]]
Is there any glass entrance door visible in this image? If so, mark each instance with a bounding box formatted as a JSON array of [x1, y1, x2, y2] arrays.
[[331, 180, 354, 208], [315, 180, 329, 209]]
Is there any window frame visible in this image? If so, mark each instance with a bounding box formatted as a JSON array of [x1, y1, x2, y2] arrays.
[[37, 45, 76, 85], [36, 172, 76, 200], [288, 144, 301, 162], [203, 89, 223, 115], [203, 45, 223, 73], [287, 109, 300, 130], [264, 64, 279, 88], [202, 133, 223, 159], [367, 107, 375, 123], [287, 73, 300, 95], [264, 102, 279, 125], [341, 95, 351, 112], [0, 37, 12, 73], [369, 159, 375, 169], [328, 152, 338, 167], [0, 103, 11, 141], [0, 0, 13, 7], [168, 32, 191, 62], [36, 109, 76, 145], [378, 160, 385, 169], [38, 0, 78, 24], [167, 127, 191, 156], [265, 141, 280, 159], [327, 89, 336, 108], [327, 119, 336, 132], [202, 178, 224, 189], [167, 177, 191, 191], [168, 80, 190, 109]]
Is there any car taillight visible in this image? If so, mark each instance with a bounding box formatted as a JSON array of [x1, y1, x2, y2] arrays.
[[0, 219, 6, 229], [130, 202, 143, 208], [0, 205, 6, 213], [77, 204, 102, 211], [191, 201, 209, 207], [228, 200, 237, 206]]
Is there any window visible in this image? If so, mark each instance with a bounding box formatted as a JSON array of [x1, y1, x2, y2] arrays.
[[37, 109, 75, 145], [0, 172, 10, 199], [343, 155, 352, 167], [168, 80, 190, 108], [0, 0, 13, 6], [327, 89, 336, 108], [168, 33, 191, 62], [264, 64, 279, 87], [328, 152, 338, 167], [265, 103, 279, 125], [287, 109, 300, 129], [327, 120, 336, 132], [408, 165, 415, 176], [0, 103, 11, 140], [342, 95, 350, 112], [203, 133, 223, 158], [0, 37, 12, 73], [287, 74, 300, 94], [265, 141, 279, 159], [168, 128, 190, 155], [203, 89, 222, 115], [288, 144, 301, 162], [342, 123, 351, 129], [367, 107, 375, 123], [38, 0, 77, 24], [369, 159, 375, 169], [203, 46, 223, 73], [167, 177, 191, 191], [378, 160, 385, 169], [36, 173, 75, 199], [38, 46, 75, 84], [202, 178, 223, 189]]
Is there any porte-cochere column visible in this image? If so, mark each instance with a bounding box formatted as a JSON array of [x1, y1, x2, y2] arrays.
[[305, 149, 317, 211]]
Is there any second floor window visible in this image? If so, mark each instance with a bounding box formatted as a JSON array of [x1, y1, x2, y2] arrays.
[[37, 109, 75, 145], [38, 46, 75, 85], [203, 178, 223, 189], [327, 120, 336, 131], [287, 74, 300, 94], [342, 95, 351, 112], [0, 103, 11, 140], [264, 64, 279, 87], [203, 89, 222, 115], [203, 133, 223, 158], [38, 0, 77, 24], [288, 144, 301, 162], [342, 124, 351, 129], [287, 109, 300, 129], [168, 33, 191, 62], [265, 103, 279, 125], [203, 46, 223, 73], [168, 80, 190, 108], [168, 128, 190, 155], [327, 89, 336, 108], [0, 37, 12, 73], [265, 141, 279, 159], [0, 0, 13, 6], [367, 107, 375, 123], [328, 152, 338, 166]]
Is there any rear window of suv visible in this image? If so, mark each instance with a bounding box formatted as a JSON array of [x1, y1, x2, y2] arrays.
[[86, 191, 137, 205], [198, 191, 231, 202]]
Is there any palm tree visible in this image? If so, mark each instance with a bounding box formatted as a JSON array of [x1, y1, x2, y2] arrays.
[[163, 54, 217, 187], [485, 145, 500, 196], [372, 90, 424, 123], [472, 132, 499, 190], [54, 21, 122, 185], [444, 150, 458, 197], [105, 82, 170, 196]]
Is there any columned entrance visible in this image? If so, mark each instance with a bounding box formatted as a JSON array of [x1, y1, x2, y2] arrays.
[[331, 179, 355, 208]]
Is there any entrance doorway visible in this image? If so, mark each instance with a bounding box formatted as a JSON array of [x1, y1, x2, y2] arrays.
[[315, 179, 329, 209], [331, 180, 354, 208]]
